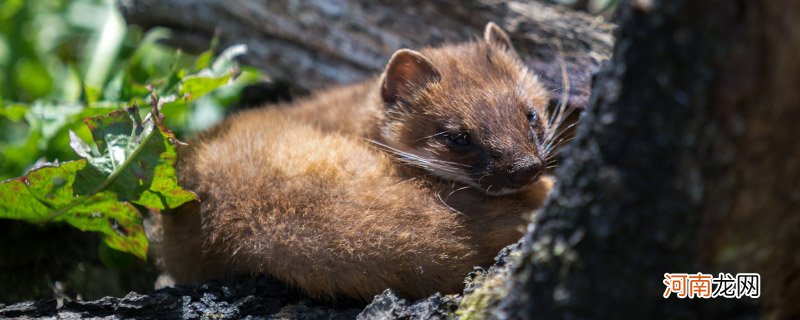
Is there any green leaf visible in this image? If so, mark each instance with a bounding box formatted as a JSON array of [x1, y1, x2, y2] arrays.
[[25, 101, 85, 145], [0, 102, 27, 122], [210, 44, 247, 76], [71, 105, 197, 210], [0, 2, 264, 261], [178, 44, 247, 100], [0, 104, 197, 259], [83, 5, 126, 102], [193, 50, 214, 71], [179, 73, 232, 100], [192, 36, 220, 71], [0, 0, 24, 20], [0, 160, 148, 258], [14, 58, 53, 100]]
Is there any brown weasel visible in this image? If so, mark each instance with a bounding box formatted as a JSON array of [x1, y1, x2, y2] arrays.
[[157, 23, 561, 301]]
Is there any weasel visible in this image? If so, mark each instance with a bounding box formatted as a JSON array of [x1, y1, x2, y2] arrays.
[[156, 23, 563, 301]]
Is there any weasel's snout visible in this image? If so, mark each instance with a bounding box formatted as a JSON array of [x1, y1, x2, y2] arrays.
[[478, 156, 543, 192], [509, 164, 541, 185]]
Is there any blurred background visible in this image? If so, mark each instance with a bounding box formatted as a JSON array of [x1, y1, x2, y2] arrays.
[[0, 0, 612, 304]]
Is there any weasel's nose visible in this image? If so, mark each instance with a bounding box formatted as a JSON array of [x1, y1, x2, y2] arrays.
[[509, 162, 541, 185], [510, 167, 534, 185]]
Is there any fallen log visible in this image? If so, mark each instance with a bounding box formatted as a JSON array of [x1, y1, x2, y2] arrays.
[[117, 0, 614, 109]]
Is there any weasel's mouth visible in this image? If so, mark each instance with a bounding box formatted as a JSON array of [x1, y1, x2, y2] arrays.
[[482, 187, 523, 196], [470, 171, 542, 196], [458, 178, 530, 196], [421, 165, 540, 196]]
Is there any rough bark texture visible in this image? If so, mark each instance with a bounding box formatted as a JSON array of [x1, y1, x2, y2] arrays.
[[0, 275, 463, 319], [0, 241, 526, 319], [117, 0, 613, 110], [495, 0, 800, 319]]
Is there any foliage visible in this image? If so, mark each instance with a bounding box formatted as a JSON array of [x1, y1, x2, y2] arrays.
[[0, 0, 265, 259]]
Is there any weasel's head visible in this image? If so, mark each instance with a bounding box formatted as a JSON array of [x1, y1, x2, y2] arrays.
[[375, 23, 551, 196]]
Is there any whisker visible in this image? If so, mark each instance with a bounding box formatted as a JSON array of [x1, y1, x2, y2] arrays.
[[415, 131, 448, 142], [551, 135, 576, 148], [549, 121, 580, 142], [551, 39, 571, 136], [544, 110, 573, 143], [437, 192, 464, 215], [545, 108, 578, 141], [543, 39, 575, 160], [544, 137, 576, 157], [476, 173, 491, 186], [428, 149, 474, 169], [445, 186, 471, 201], [365, 139, 467, 174], [542, 120, 579, 157]]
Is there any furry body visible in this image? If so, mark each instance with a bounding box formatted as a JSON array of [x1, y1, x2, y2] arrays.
[[157, 23, 557, 301]]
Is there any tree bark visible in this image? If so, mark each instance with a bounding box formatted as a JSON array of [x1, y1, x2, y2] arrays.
[[117, 0, 614, 110], [496, 0, 800, 319]]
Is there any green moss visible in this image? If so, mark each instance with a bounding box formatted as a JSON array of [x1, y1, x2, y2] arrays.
[[457, 271, 509, 320], [456, 248, 521, 320]]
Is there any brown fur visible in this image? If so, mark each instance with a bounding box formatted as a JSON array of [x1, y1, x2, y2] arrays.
[[156, 23, 557, 301]]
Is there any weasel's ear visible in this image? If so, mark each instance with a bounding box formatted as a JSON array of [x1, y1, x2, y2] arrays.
[[484, 22, 516, 53], [381, 49, 441, 104]]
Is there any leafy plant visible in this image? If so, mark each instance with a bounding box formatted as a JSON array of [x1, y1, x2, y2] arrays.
[[0, 46, 256, 258], [0, 0, 266, 259]]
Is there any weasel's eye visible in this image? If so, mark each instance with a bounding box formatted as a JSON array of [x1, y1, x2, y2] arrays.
[[452, 135, 470, 146], [527, 111, 538, 122], [443, 132, 471, 147]]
